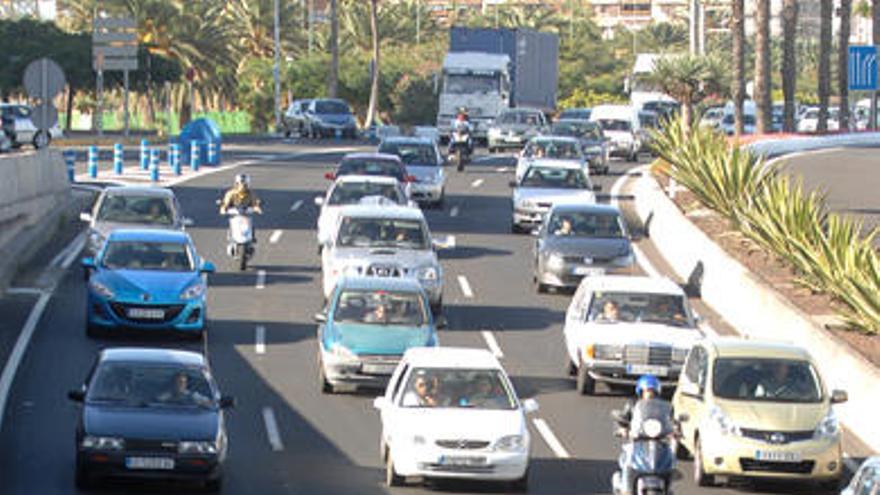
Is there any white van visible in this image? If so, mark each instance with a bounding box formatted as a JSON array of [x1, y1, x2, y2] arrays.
[[589, 104, 641, 162]]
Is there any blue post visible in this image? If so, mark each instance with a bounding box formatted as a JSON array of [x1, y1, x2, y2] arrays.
[[87, 145, 98, 178], [63, 150, 76, 182], [149, 148, 160, 182], [207, 139, 218, 165], [170, 143, 181, 176], [190, 140, 200, 171], [113, 143, 124, 175], [334, 128, 342, 143], [140, 139, 149, 170]]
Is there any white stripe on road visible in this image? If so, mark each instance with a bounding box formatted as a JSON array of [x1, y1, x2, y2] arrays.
[[495, 166, 509, 173], [60, 232, 87, 269], [470, 178, 484, 188], [457, 275, 474, 298], [481, 331, 504, 358], [610, 166, 662, 279], [449, 205, 459, 218], [255, 325, 266, 354], [262, 407, 284, 452], [532, 418, 571, 459], [445, 235, 456, 249], [5, 287, 45, 296], [256, 270, 267, 289], [269, 229, 283, 244], [290, 199, 303, 212]]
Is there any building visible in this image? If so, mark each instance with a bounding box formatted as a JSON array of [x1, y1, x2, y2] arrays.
[[0, 0, 56, 20]]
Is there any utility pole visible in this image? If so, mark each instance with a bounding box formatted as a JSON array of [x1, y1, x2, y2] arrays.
[[308, 0, 314, 54], [416, 0, 421, 45], [689, 0, 700, 55], [273, 0, 281, 133]]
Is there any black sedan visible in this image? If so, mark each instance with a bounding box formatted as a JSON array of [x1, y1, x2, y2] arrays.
[[69, 348, 233, 491]]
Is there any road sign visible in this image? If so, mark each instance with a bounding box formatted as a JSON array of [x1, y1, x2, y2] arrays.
[[92, 16, 138, 137], [30, 103, 58, 130], [23, 58, 65, 100], [92, 45, 138, 58], [849, 45, 878, 91]]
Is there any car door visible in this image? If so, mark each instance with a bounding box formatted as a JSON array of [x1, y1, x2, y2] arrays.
[[381, 363, 411, 451], [674, 344, 708, 449], [563, 287, 590, 364]]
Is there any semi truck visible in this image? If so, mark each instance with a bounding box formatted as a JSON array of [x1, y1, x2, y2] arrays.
[[436, 27, 559, 142]]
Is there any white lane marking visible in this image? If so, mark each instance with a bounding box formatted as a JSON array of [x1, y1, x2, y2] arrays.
[[632, 245, 660, 278], [495, 166, 509, 173], [457, 275, 474, 298], [532, 418, 571, 459], [256, 270, 267, 289], [61, 232, 87, 269], [262, 407, 284, 452], [449, 205, 459, 217], [255, 325, 266, 354], [470, 178, 484, 188], [481, 331, 504, 358], [610, 166, 662, 279], [269, 229, 283, 244], [5, 287, 45, 296], [290, 199, 303, 212], [0, 293, 51, 434], [445, 235, 456, 249]]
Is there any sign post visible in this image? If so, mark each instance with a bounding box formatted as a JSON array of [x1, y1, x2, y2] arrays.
[[848, 45, 878, 129], [93, 17, 138, 137], [23, 57, 65, 147]]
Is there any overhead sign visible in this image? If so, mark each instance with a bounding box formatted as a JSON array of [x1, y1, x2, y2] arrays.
[[92, 16, 138, 72], [848, 45, 877, 91]]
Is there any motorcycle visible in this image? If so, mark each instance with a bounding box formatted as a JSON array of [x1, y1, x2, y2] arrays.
[[610, 402, 683, 495], [221, 206, 258, 271], [449, 124, 472, 172]]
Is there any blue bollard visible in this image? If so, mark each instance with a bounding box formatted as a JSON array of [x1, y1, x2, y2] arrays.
[[207, 139, 219, 165], [113, 143, 124, 175], [335, 128, 342, 143], [149, 148, 160, 182], [190, 140, 200, 171], [87, 145, 99, 178], [140, 139, 149, 170], [63, 150, 76, 182], [170, 143, 181, 176]]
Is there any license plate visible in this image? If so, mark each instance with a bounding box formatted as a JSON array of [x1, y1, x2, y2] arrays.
[[126, 308, 165, 320], [125, 457, 175, 470], [755, 450, 801, 462], [626, 364, 669, 377], [361, 363, 396, 375], [573, 266, 605, 276], [439, 455, 487, 466]]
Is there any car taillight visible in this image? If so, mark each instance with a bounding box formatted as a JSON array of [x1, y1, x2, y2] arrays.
[[406, 175, 417, 183], [324, 172, 335, 180]]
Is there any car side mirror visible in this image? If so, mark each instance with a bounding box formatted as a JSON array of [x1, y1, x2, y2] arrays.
[[219, 396, 235, 409], [79, 212, 92, 223], [314, 196, 324, 207], [522, 398, 539, 414], [200, 261, 216, 273], [830, 389, 848, 404], [182, 217, 195, 227], [508, 180, 518, 188], [314, 311, 327, 323], [81, 257, 96, 269], [68, 389, 85, 402], [324, 172, 335, 180], [373, 396, 388, 410]]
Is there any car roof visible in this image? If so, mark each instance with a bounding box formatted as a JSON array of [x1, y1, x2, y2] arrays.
[[525, 159, 584, 170], [578, 275, 685, 296], [337, 276, 425, 293], [335, 174, 400, 185], [100, 347, 206, 367], [337, 204, 425, 220], [107, 228, 190, 243], [313, 98, 347, 104], [704, 337, 814, 361], [102, 186, 175, 198], [554, 118, 596, 125], [549, 203, 621, 216], [380, 136, 435, 146], [530, 135, 580, 143], [403, 347, 503, 370], [502, 107, 542, 115], [342, 152, 402, 163]]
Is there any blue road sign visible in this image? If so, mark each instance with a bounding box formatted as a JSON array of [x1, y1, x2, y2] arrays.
[[849, 45, 878, 91]]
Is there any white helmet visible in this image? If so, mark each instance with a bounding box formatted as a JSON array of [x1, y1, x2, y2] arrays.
[[234, 173, 250, 187]]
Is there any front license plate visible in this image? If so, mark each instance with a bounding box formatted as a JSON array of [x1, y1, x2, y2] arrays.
[[439, 455, 487, 466], [126, 308, 165, 320], [755, 450, 802, 462], [361, 363, 396, 375], [125, 457, 175, 470], [626, 364, 669, 377], [573, 266, 605, 276]]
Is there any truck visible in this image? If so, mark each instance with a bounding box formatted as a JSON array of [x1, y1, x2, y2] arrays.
[[627, 53, 677, 112], [436, 27, 559, 142]]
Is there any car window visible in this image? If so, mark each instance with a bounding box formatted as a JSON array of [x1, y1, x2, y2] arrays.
[[711, 358, 822, 403], [547, 210, 624, 238], [399, 368, 515, 410], [521, 167, 589, 189], [102, 241, 194, 271], [315, 100, 350, 114], [683, 346, 704, 385], [96, 195, 175, 225], [596, 119, 631, 132], [88, 362, 215, 409], [390, 364, 410, 401], [586, 291, 692, 327], [378, 143, 438, 166], [523, 140, 581, 159], [333, 289, 426, 326], [338, 159, 405, 181], [336, 217, 428, 249], [328, 182, 403, 206]]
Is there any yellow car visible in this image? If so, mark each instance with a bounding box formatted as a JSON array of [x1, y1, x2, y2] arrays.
[[672, 338, 847, 489]]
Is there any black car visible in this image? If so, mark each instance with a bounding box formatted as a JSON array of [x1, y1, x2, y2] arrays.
[[69, 348, 233, 491], [550, 119, 610, 174]]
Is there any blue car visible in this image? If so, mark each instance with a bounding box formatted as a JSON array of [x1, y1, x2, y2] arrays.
[[82, 229, 215, 338], [315, 277, 440, 393]]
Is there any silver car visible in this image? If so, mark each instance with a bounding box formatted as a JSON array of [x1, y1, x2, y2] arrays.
[[0, 103, 62, 149], [321, 204, 443, 313], [487, 108, 548, 152], [377, 137, 446, 208], [510, 162, 598, 233]]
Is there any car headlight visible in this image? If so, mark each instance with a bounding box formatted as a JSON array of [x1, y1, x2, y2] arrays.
[[814, 409, 840, 439], [330, 343, 358, 360], [594, 343, 623, 360], [180, 282, 206, 300], [709, 406, 741, 436], [418, 266, 438, 281], [81, 436, 125, 450], [494, 434, 525, 452], [178, 440, 218, 455], [545, 253, 565, 271], [88, 280, 115, 298], [643, 419, 663, 439], [613, 253, 635, 267]]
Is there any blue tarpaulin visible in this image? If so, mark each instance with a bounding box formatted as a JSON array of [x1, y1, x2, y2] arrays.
[[178, 118, 221, 165]]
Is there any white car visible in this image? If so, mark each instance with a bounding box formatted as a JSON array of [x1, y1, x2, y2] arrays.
[[797, 107, 839, 133], [314, 175, 410, 248], [589, 104, 642, 162], [0, 103, 63, 149], [563, 276, 703, 395], [515, 136, 588, 183], [373, 347, 537, 490], [511, 161, 598, 233]]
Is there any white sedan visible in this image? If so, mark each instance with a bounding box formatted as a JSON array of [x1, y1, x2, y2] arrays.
[[373, 347, 537, 491], [314, 175, 410, 249]]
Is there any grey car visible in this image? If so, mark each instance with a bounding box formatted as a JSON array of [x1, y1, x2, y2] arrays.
[[282, 98, 312, 137], [377, 137, 446, 208], [487, 108, 548, 152], [532, 203, 634, 292], [80, 186, 192, 255], [550, 119, 609, 175]]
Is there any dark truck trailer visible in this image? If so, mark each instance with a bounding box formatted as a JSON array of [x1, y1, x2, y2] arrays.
[[449, 27, 559, 111]]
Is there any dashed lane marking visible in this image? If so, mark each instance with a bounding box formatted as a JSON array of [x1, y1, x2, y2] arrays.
[[457, 275, 474, 298], [470, 178, 484, 188], [481, 331, 504, 358], [290, 199, 303, 212], [256, 270, 267, 290], [255, 325, 266, 354], [269, 230, 283, 244], [532, 418, 571, 459], [262, 407, 284, 452], [449, 205, 459, 217]]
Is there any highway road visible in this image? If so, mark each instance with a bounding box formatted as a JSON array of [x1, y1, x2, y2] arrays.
[[0, 143, 858, 494]]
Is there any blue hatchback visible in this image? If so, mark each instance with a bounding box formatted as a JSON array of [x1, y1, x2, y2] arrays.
[[82, 229, 215, 338]]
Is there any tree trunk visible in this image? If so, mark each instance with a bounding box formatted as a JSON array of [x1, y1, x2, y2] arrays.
[[328, 0, 339, 98], [65, 85, 74, 131], [364, 0, 380, 129], [818, 0, 833, 132], [682, 102, 693, 132], [781, 0, 799, 133], [755, 0, 772, 134], [838, 0, 852, 131], [731, 0, 745, 136]]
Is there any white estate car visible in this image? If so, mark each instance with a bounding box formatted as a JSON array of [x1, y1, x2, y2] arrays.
[[314, 175, 410, 248], [563, 276, 703, 395], [373, 347, 538, 490], [515, 136, 588, 183]]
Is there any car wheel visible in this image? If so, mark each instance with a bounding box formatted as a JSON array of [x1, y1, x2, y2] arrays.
[[385, 451, 404, 487], [509, 469, 529, 492], [318, 359, 334, 394], [566, 356, 577, 376], [204, 476, 222, 492], [694, 436, 716, 487], [33, 130, 50, 149], [673, 433, 690, 460], [575, 361, 595, 395], [75, 465, 95, 490], [511, 222, 523, 234]]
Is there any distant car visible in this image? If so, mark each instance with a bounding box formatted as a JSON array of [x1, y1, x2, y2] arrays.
[[82, 229, 215, 338], [305, 98, 358, 138], [378, 136, 447, 208], [487, 108, 549, 152], [315, 277, 440, 393], [68, 347, 233, 491], [638, 110, 661, 153], [315, 175, 411, 248], [641, 100, 679, 122], [549, 119, 609, 175], [673, 338, 847, 489], [563, 275, 701, 395], [516, 135, 588, 182], [841, 456, 880, 495], [558, 107, 592, 121], [589, 105, 642, 162], [797, 107, 840, 133], [328, 153, 410, 186], [80, 186, 192, 255], [721, 112, 756, 135], [0, 103, 62, 149], [374, 347, 537, 490], [700, 106, 725, 130], [510, 162, 598, 234], [282, 98, 312, 137], [533, 204, 635, 293]]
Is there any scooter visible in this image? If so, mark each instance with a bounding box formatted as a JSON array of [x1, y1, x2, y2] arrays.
[[449, 125, 472, 171], [610, 405, 683, 495], [221, 206, 258, 271]]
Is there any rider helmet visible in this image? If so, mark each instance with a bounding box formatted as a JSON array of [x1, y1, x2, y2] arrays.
[[635, 374, 661, 397], [234, 173, 250, 188]]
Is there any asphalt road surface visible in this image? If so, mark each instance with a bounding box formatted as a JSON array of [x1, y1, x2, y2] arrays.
[[0, 144, 854, 494]]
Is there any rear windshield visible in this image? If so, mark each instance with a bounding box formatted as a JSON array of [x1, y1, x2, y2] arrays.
[[338, 159, 404, 181], [315, 100, 351, 114], [378, 143, 438, 166], [333, 289, 426, 326], [498, 111, 542, 125], [97, 195, 175, 226], [337, 217, 428, 249], [521, 167, 590, 189], [547, 211, 624, 239]]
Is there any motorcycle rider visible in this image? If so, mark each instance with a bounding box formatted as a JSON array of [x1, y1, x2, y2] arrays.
[[220, 173, 263, 239], [449, 106, 473, 155]]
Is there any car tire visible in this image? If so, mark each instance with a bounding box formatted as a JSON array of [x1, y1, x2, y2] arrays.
[[673, 434, 690, 460], [509, 469, 529, 492], [385, 451, 404, 487], [694, 436, 716, 487], [85, 317, 102, 339], [575, 361, 595, 395], [33, 130, 50, 149], [566, 356, 577, 376], [511, 222, 523, 234], [75, 465, 95, 490], [318, 360, 334, 394], [204, 476, 222, 492]]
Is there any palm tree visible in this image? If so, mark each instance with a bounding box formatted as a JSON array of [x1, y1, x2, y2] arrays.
[[782, 0, 799, 133], [818, 0, 833, 132], [646, 54, 728, 131], [364, 0, 380, 129], [755, 0, 772, 134], [731, 0, 745, 136], [328, 0, 338, 97], [838, 0, 852, 130]]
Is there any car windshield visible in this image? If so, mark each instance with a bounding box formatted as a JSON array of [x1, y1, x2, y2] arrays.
[[87, 362, 215, 409], [337, 217, 428, 249], [723, 114, 756, 125], [523, 140, 582, 160], [315, 100, 350, 114], [547, 211, 624, 238], [712, 358, 822, 403], [328, 182, 403, 206], [521, 167, 589, 189], [596, 119, 631, 132], [552, 121, 602, 140], [102, 241, 194, 271], [333, 289, 426, 326], [338, 159, 404, 181], [378, 143, 438, 166], [400, 368, 516, 410], [587, 292, 692, 327], [443, 73, 500, 94], [96, 195, 175, 226], [498, 111, 541, 125], [560, 109, 591, 120]]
